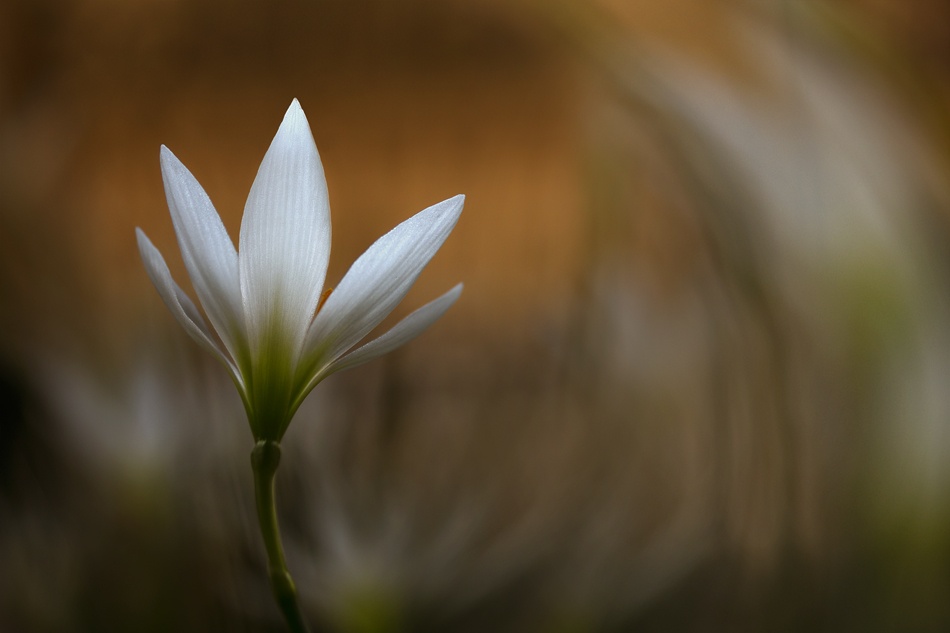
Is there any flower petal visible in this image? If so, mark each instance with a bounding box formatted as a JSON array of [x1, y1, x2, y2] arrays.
[[239, 99, 331, 358], [290, 284, 462, 415], [135, 228, 241, 385], [327, 283, 463, 375], [301, 194, 464, 370], [160, 146, 245, 362]]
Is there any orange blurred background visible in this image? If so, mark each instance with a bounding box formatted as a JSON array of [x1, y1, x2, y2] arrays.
[[3, 1, 950, 631]]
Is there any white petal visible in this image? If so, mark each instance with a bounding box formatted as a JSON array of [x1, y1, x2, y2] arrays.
[[290, 285, 462, 415], [239, 99, 331, 357], [327, 284, 462, 374], [301, 194, 464, 368], [135, 229, 241, 385], [160, 146, 245, 361]]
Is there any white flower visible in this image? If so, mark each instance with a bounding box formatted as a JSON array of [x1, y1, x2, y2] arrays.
[[136, 99, 463, 441]]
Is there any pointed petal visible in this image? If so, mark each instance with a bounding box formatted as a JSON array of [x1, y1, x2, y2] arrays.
[[239, 99, 331, 357], [302, 194, 464, 369], [327, 283, 462, 375], [160, 146, 245, 361], [289, 285, 462, 415], [135, 229, 241, 385]]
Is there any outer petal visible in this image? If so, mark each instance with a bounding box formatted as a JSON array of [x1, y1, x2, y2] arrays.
[[301, 194, 464, 370], [239, 99, 331, 358], [326, 283, 463, 374], [160, 146, 245, 362], [290, 284, 462, 415], [135, 228, 241, 385]]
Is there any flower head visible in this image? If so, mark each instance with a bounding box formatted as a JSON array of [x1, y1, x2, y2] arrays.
[[136, 99, 463, 441]]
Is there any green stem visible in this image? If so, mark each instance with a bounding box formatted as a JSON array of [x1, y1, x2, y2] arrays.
[[251, 440, 311, 633]]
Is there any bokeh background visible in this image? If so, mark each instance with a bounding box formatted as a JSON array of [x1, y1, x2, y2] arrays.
[[3, 0, 950, 631]]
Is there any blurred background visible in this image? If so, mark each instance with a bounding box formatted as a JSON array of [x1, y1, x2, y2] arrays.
[[3, 0, 950, 631]]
